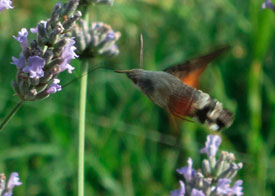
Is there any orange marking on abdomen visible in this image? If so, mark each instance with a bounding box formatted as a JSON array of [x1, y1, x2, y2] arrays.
[[169, 95, 194, 117]]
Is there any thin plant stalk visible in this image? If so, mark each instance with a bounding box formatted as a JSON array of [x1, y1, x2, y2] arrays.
[[78, 60, 89, 196], [0, 100, 24, 131]]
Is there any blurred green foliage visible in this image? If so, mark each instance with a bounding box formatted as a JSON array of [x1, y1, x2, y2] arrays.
[[0, 0, 274, 195]]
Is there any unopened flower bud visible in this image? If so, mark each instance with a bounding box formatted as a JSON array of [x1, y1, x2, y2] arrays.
[[63, 11, 82, 30], [49, 22, 64, 44], [202, 159, 211, 176], [195, 172, 204, 188], [49, 3, 62, 26], [63, 0, 79, 17], [43, 49, 54, 63]]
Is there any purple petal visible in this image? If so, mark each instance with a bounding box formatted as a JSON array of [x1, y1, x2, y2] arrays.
[[170, 180, 185, 196], [60, 38, 78, 73], [13, 28, 28, 51], [262, 0, 275, 10], [3, 193, 12, 196], [30, 27, 38, 34], [6, 172, 22, 190], [0, 0, 13, 12], [47, 79, 62, 94], [190, 189, 205, 196], [23, 56, 45, 78], [217, 178, 232, 194], [176, 158, 195, 182], [11, 54, 25, 69], [230, 180, 243, 196], [200, 135, 221, 157]]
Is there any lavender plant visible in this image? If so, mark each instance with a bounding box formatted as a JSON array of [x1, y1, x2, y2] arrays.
[[170, 135, 243, 196], [73, 19, 120, 58], [0, 172, 22, 196], [0, 0, 81, 130], [12, 0, 81, 101], [0, 0, 13, 12], [71, 2, 120, 196], [262, 0, 275, 11]]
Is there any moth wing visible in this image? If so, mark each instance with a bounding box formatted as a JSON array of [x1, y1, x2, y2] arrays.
[[163, 46, 230, 88]]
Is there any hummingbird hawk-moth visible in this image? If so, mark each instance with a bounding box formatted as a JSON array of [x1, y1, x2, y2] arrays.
[[115, 46, 234, 131]]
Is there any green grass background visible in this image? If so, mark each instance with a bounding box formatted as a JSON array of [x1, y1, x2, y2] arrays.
[[0, 0, 274, 195]]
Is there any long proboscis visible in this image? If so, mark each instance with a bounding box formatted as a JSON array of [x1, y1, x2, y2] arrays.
[[62, 65, 114, 89], [114, 70, 133, 73]]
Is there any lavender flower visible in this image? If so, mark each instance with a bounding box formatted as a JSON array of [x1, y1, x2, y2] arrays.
[[0, 172, 22, 196], [6, 173, 22, 190], [22, 56, 46, 78], [60, 38, 78, 73], [170, 181, 185, 196], [176, 158, 195, 182], [72, 19, 120, 58], [191, 189, 205, 196], [13, 28, 28, 51], [47, 79, 62, 94], [0, 0, 13, 12], [262, 0, 275, 11], [170, 135, 243, 196], [217, 178, 232, 194], [230, 180, 243, 196], [11, 55, 25, 69], [11, 0, 81, 101], [200, 135, 221, 157]]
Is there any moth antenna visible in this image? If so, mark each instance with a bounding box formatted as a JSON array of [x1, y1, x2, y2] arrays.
[[139, 34, 144, 68]]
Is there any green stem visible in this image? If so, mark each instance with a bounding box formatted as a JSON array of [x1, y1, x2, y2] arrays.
[[78, 60, 89, 196], [0, 100, 24, 131]]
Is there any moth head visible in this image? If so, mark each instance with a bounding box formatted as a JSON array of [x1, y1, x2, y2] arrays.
[[115, 69, 155, 94], [115, 69, 145, 85]]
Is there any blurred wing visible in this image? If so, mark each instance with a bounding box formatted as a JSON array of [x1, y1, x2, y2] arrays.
[[164, 46, 230, 88]]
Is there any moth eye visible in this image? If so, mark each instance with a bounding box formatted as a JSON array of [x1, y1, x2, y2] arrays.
[[127, 74, 138, 84], [131, 77, 138, 84]]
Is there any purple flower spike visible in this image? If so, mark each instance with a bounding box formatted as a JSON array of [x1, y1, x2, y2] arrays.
[[0, 0, 13, 12], [230, 180, 243, 196], [177, 158, 195, 182], [217, 178, 231, 194], [170, 180, 185, 196], [190, 189, 205, 196], [262, 0, 275, 11], [6, 172, 22, 189], [200, 135, 221, 157], [47, 79, 62, 94], [23, 56, 45, 78], [60, 38, 78, 73], [13, 28, 29, 51]]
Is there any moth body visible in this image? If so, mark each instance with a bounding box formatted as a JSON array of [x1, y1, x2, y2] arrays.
[[116, 46, 234, 131]]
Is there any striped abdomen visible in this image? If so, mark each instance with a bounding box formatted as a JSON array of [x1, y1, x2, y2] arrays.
[[168, 85, 234, 131]]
